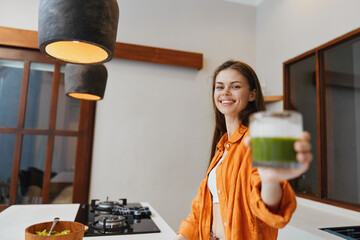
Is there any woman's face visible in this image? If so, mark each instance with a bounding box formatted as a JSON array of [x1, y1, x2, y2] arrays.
[[214, 68, 255, 119]]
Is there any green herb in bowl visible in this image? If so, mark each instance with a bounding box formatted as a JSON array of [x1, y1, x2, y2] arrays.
[[36, 229, 70, 235]]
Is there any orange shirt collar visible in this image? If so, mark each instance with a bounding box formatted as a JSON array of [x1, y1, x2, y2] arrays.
[[217, 124, 248, 151]]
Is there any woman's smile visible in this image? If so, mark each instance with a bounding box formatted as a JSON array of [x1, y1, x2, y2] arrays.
[[220, 99, 236, 105]]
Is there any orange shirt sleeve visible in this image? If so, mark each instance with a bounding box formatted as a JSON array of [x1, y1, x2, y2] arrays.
[[177, 178, 207, 240], [249, 167, 297, 229]]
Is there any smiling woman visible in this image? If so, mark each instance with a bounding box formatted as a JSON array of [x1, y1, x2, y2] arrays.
[[175, 60, 313, 240]]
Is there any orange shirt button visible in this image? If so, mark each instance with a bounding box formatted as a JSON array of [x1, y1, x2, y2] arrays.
[[224, 222, 227, 227], [226, 144, 230, 148], [218, 190, 221, 194]]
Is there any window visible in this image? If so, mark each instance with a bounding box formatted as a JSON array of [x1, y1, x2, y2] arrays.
[[0, 47, 95, 211], [284, 28, 360, 210]]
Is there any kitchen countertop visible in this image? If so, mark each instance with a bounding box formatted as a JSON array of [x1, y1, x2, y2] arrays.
[[0, 202, 176, 240], [278, 197, 360, 240]]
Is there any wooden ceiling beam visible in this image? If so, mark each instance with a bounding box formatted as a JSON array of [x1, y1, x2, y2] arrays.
[[0, 26, 203, 69]]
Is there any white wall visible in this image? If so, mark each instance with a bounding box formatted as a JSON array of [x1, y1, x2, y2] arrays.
[[0, 1, 38, 31], [256, 0, 360, 96], [91, 0, 256, 231]]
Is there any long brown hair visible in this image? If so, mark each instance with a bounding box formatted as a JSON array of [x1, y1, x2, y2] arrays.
[[209, 60, 266, 165]]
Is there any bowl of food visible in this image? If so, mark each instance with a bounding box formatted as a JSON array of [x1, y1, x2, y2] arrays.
[[25, 221, 88, 240]]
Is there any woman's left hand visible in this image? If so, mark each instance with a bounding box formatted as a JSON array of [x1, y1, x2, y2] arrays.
[[245, 131, 313, 183]]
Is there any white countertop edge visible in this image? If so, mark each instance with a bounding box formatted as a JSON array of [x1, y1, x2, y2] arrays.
[[278, 197, 360, 240], [141, 202, 177, 238], [0, 203, 176, 240], [296, 197, 360, 220], [0, 204, 81, 240]]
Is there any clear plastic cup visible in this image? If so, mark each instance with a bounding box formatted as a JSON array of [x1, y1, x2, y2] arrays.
[[249, 110, 303, 168]]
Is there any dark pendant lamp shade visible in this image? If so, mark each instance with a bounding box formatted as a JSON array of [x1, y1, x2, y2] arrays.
[[65, 64, 107, 101], [38, 0, 119, 64]]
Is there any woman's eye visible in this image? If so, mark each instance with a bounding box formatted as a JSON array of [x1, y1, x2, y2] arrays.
[[215, 86, 223, 89], [232, 85, 240, 89]]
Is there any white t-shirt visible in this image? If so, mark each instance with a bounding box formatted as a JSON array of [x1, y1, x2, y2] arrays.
[[208, 152, 226, 203]]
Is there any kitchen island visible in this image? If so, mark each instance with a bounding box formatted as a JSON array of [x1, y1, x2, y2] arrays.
[[0, 202, 176, 240], [278, 197, 360, 240]]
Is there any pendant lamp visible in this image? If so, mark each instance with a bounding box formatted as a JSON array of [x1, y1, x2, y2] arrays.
[[38, 0, 119, 64], [65, 64, 107, 101]]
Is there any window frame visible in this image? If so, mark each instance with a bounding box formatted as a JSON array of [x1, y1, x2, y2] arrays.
[[0, 46, 95, 211], [283, 27, 360, 212]]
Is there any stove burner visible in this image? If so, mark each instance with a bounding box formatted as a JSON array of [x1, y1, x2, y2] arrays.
[[91, 197, 127, 213], [90, 222, 132, 234], [98, 200, 119, 209], [111, 205, 152, 217], [90, 214, 135, 234], [98, 215, 126, 228]]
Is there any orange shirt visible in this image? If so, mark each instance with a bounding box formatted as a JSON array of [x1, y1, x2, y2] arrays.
[[178, 124, 296, 240]]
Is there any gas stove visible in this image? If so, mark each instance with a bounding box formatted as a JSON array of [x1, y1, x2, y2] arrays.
[[320, 225, 360, 239], [75, 198, 161, 237]]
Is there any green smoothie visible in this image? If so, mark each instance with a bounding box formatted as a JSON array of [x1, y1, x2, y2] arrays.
[[251, 137, 299, 167]]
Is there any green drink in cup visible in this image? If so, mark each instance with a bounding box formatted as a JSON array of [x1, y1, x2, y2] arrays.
[[249, 111, 303, 168]]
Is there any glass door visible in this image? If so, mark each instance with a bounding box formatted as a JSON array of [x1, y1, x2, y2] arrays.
[[0, 47, 95, 210]]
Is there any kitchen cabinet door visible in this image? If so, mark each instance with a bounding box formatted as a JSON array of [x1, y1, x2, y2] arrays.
[[284, 27, 360, 211], [286, 55, 319, 197]]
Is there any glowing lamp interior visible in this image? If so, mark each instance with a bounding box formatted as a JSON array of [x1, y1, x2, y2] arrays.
[[45, 41, 108, 64], [68, 92, 101, 101]]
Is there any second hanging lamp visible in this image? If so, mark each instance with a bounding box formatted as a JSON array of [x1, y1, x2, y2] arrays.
[[65, 64, 108, 101]]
